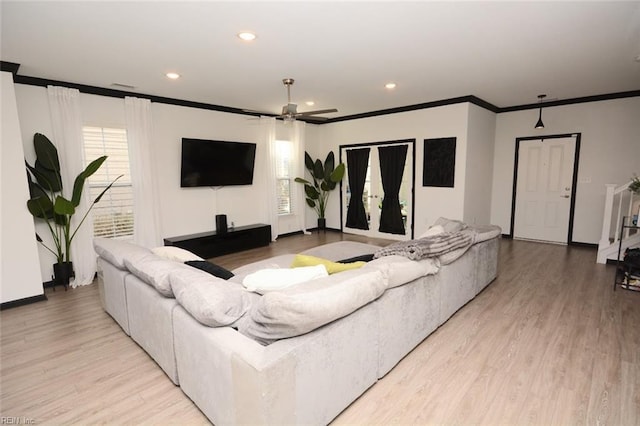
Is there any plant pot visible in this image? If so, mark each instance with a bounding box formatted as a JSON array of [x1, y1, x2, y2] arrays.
[[53, 261, 74, 289], [317, 218, 327, 230]]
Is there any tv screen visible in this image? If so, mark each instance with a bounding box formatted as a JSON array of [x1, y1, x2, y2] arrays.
[[180, 138, 257, 187]]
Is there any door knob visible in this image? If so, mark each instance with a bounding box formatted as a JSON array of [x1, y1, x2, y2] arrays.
[[561, 195, 570, 198]]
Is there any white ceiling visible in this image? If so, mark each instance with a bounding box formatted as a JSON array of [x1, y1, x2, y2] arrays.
[[2, 1, 639, 118]]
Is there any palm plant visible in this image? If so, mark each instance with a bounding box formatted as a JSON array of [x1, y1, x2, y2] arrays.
[[294, 151, 345, 220], [25, 133, 121, 283]]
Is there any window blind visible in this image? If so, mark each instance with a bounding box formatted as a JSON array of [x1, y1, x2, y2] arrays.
[[275, 140, 293, 215], [83, 126, 134, 239]]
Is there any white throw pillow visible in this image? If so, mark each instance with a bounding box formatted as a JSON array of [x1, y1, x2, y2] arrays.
[[242, 265, 328, 294], [151, 246, 203, 263]]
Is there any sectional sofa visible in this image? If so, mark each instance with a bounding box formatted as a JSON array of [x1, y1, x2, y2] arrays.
[[94, 220, 500, 425]]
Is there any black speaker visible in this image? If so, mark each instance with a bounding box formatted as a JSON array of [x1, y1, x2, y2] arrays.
[[216, 214, 228, 234]]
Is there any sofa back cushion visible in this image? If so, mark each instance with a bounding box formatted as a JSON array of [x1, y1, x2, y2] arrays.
[[93, 237, 151, 270], [241, 268, 387, 344], [170, 267, 253, 327], [151, 246, 203, 262], [124, 253, 189, 297], [363, 255, 439, 288]]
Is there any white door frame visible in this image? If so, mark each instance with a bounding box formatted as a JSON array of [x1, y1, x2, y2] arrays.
[[339, 139, 416, 240], [509, 133, 581, 244]]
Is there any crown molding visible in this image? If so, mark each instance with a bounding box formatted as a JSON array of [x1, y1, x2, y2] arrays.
[[3, 61, 638, 124], [0, 61, 21, 76]]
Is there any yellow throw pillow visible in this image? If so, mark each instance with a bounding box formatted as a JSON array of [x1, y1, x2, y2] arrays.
[[291, 254, 365, 274]]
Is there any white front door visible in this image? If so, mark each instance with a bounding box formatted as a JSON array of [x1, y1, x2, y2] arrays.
[[341, 143, 413, 241], [513, 136, 576, 244]]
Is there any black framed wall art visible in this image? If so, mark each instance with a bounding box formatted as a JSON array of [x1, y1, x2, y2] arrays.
[[422, 137, 456, 187]]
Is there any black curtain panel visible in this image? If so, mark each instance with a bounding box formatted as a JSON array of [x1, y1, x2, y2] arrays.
[[346, 148, 370, 230], [378, 144, 408, 235]]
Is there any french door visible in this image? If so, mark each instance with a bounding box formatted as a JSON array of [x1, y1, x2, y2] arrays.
[[513, 135, 578, 244], [340, 140, 414, 241]]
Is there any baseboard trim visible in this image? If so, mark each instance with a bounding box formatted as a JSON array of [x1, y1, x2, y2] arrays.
[[0, 294, 48, 310], [308, 227, 342, 233], [277, 230, 304, 239], [278, 228, 342, 238], [569, 241, 598, 249]]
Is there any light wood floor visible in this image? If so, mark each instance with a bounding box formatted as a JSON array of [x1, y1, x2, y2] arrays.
[[1, 233, 638, 425]]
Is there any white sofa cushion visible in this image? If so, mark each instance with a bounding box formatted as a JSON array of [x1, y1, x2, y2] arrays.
[[363, 255, 440, 288], [433, 217, 468, 233], [124, 253, 189, 297], [152, 246, 204, 262], [170, 267, 252, 327], [93, 237, 151, 270], [242, 268, 387, 344]]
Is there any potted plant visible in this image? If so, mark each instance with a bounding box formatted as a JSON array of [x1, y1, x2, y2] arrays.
[[25, 133, 121, 288], [295, 151, 345, 230]]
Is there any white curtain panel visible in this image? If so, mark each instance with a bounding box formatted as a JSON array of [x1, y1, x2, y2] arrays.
[[47, 85, 94, 287], [292, 121, 310, 234], [260, 116, 279, 241], [125, 97, 162, 248]]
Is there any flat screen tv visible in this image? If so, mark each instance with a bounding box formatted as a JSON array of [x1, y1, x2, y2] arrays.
[[180, 138, 257, 187]]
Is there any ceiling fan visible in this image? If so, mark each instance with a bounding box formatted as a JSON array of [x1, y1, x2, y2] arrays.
[[246, 78, 338, 122]]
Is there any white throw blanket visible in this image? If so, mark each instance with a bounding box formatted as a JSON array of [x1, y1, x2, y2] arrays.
[[374, 231, 474, 261]]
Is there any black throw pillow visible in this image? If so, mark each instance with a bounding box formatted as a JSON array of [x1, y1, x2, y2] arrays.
[[184, 260, 235, 280], [337, 253, 375, 264]]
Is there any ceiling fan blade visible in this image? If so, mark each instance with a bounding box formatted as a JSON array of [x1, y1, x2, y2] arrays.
[[296, 108, 338, 116], [242, 108, 277, 116], [299, 116, 330, 123]]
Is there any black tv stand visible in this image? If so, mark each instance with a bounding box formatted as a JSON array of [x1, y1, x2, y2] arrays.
[[163, 224, 271, 258]]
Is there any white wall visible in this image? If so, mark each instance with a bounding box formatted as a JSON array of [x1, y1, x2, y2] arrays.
[[491, 97, 640, 243], [464, 104, 497, 226], [1, 72, 44, 303], [318, 103, 477, 237], [14, 85, 281, 281], [150, 103, 266, 237]]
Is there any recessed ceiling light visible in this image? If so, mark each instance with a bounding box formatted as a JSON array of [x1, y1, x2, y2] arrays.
[[385, 82, 397, 89], [238, 32, 256, 41], [166, 72, 180, 80], [305, 101, 315, 106]]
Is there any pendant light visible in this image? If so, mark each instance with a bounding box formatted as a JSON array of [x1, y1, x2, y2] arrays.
[[534, 94, 546, 129]]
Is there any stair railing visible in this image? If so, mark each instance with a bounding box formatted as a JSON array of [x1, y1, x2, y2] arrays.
[[599, 180, 636, 257]]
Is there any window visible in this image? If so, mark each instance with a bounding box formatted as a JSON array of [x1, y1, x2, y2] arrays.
[[82, 126, 134, 239], [275, 140, 293, 215]]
